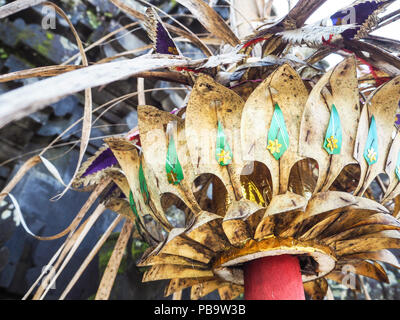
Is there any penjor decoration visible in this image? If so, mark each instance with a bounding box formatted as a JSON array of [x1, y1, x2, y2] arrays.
[[3, 0, 400, 302], [73, 57, 400, 300]]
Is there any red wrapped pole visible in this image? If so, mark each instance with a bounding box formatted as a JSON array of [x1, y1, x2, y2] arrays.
[[244, 255, 305, 300]]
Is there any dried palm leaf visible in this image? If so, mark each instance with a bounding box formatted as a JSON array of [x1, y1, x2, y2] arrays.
[[175, 0, 240, 47], [9, 0, 400, 302]]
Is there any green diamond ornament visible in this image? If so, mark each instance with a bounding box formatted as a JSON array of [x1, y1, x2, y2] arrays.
[[323, 104, 342, 155], [267, 103, 289, 160], [363, 115, 378, 166], [215, 120, 233, 166]]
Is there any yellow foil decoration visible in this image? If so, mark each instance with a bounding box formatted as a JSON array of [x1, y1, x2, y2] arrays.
[[241, 176, 265, 206]]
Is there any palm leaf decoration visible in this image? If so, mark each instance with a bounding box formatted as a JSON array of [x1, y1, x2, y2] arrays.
[[73, 145, 119, 189], [144, 7, 181, 55], [67, 71, 400, 301], [3, 0, 400, 301]]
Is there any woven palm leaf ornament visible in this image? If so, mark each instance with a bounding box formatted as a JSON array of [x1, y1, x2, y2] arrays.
[[71, 54, 400, 300], [70, 1, 400, 297], [4, 0, 400, 301]]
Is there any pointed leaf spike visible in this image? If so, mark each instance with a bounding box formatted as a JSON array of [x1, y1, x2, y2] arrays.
[[323, 105, 342, 155], [267, 104, 289, 160], [215, 120, 233, 166], [139, 161, 150, 204], [166, 136, 184, 185], [364, 115, 379, 166]]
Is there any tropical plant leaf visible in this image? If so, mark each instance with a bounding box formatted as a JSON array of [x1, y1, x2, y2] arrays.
[[60, 215, 123, 300], [278, 24, 356, 46], [175, 0, 240, 47], [364, 34, 400, 54], [109, 0, 212, 56], [33, 204, 106, 300], [245, 0, 329, 41], [0, 65, 83, 83], [8, 0, 400, 302], [154, 228, 214, 264], [95, 219, 133, 300], [0, 57, 190, 128], [344, 250, 400, 269], [144, 7, 181, 55], [105, 137, 172, 231], [345, 39, 400, 76]]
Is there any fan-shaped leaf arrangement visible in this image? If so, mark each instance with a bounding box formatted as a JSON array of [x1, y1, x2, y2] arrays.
[[3, 0, 400, 301], [74, 56, 400, 300]]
